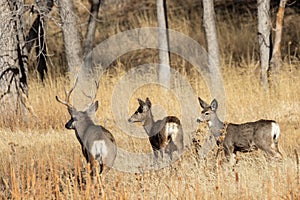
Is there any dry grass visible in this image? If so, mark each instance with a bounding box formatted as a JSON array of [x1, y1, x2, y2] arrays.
[[1, 1, 299, 199], [0, 63, 299, 199]]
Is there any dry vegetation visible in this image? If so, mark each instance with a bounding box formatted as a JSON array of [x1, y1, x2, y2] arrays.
[[1, 0, 300, 199]]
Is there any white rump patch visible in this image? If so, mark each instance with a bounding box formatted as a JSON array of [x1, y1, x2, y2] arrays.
[[271, 122, 280, 141], [91, 140, 108, 158], [166, 122, 179, 140]]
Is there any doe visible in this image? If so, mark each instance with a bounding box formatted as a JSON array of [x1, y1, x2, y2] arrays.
[[128, 98, 184, 162], [56, 80, 117, 174], [197, 97, 282, 164]]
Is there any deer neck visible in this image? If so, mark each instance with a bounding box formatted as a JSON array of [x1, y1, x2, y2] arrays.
[[74, 118, 95, 139], [209, 116, 224, 138], [142, 111, 155, 136]]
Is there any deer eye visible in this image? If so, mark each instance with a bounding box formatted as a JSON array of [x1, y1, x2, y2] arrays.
[[205, 112, 210, 116], [137, 107, 143, 113]]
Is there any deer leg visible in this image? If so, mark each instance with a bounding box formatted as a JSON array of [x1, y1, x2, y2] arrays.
[[165, 145, 174, 162], [224, 143, 235, 164], [263, 148, 282, 160], [153, 150, 159, 164], [82, 147, 89, 163], [273, 141, 282, 158], [172, 136, 183, 156], [256, 142, 282, 160]]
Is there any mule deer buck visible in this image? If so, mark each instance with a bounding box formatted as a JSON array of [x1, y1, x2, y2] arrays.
[[56, 80, 117, 174], [197, 97, 282, 164], [128, 98, 184, 162]]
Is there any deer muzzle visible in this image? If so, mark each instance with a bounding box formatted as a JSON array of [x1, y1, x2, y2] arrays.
[[65, 119, 75, 129], [196, 117, 203, 123]]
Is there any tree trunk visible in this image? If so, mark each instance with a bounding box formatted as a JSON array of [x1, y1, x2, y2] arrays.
[[84, 0, 101, 56], [58, 0, 83, 76], [269, 0, 286, 89], [203, 0, 223, 102], [257, 0, 271, 89], [58, 0, 102, 110], [83, 0, 102, 72], [0, 0, 28, 115], [201, 0, 221, 156], [203, 0, 221, 75], [157, 0, 170, 88], [27, 0, 54, 81]]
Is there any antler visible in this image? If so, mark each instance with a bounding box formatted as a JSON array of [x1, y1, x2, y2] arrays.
[[82, 80, 99, 103], [56, 78, 78, 107]]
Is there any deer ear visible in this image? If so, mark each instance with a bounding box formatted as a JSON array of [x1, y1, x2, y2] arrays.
[[145, 97, 152, 108], [210, 99, 218, 111], [198, 97, 209, 108], [138, 98, 145, 106], [88, 101, 98, 113]]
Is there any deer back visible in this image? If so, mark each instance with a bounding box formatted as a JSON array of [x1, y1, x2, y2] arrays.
[[224, 119, 279, 152]]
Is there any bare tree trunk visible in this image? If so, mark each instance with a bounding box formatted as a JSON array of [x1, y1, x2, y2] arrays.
[[58, 0, 83, 76], [201, 0, 221, 155], [0, 0, 28, 115], [30, 0, 54, 81], [269, 0, 286, 88], [83, 0, 102, 72], [58, 0, 103, 109], [203, 0, 221, 97], [157, 0, 170, 88], [203, 0, 221, 73], [257, 0, 271, 89], [84, 0, 101, 56]]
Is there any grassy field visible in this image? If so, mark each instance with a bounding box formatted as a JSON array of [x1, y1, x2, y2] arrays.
[[1, 0, 300, 199], [0, 64, 299, 199]]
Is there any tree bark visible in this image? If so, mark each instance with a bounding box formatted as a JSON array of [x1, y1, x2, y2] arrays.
[[0, 0, 28, 115], [203, 0, 223, 104], [83, 0, 102, 73], [203, 0, 221, 74], [84, 0, 101, 56], [257, 0, 271, 89], [269, 0, 286, 88], [33, 0, 54, 81], [58, 0, 83, 76], [58, 0, 103, 109], [201, 0, 221, 156], [157, 0, 170, 88]]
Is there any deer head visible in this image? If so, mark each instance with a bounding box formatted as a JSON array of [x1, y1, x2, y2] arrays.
[[197, 97, 218, 126], [56, 78, 99, 130], [128, 97, 152, 124]]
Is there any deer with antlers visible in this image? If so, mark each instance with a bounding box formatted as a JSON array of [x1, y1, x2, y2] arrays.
[[56, 79, 117, 174]]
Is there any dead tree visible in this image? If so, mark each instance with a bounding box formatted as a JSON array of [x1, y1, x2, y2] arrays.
[[26, 0, 54, 81], [0, 0, 28, 115], [269, 0, 287, 89], [83, 0, 102, 70], [203, 0, 221, 74], [257, 0, 271, 89], [157, 0, 171, 88], [202, 0, 222, 99], [58, 0, 102, 109], [58, 0, 83, 76]]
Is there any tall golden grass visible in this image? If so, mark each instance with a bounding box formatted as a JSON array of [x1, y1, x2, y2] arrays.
[[0, 63, 299, 199], [1, 1, 299, 199]]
